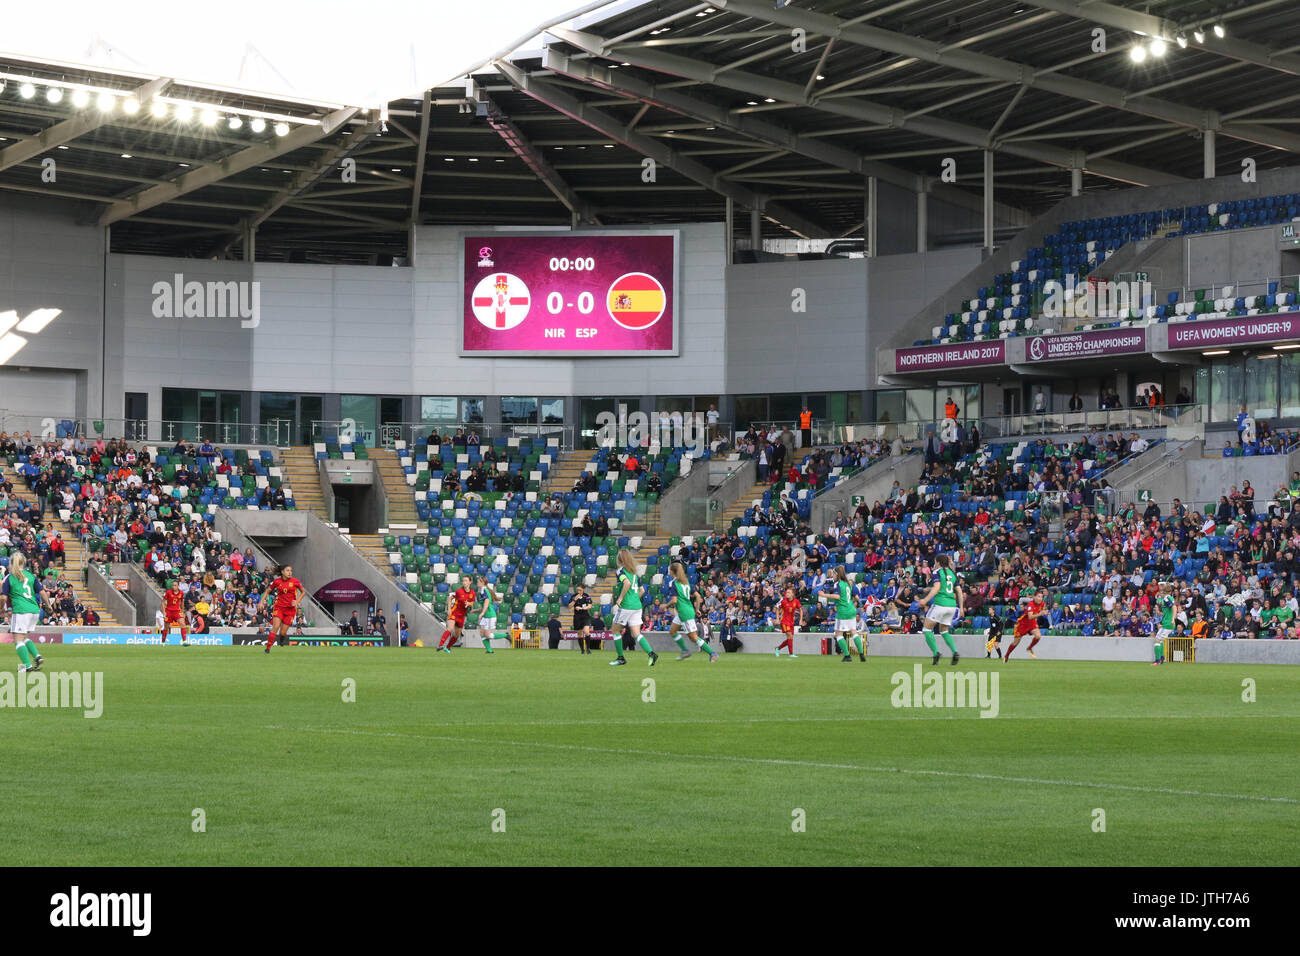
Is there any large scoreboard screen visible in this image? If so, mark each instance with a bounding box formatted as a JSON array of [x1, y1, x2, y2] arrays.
[[460, 232, 678, 356]]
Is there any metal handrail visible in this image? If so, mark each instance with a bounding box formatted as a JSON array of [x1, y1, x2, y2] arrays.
[[0, 413, 292, 448], [311, 420, 575, 451], [1178, 272, 1300, 305], [977, 404, 1202, 439]]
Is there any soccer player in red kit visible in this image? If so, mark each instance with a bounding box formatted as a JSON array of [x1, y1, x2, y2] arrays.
[[261, 564, 304, 654], [438, 583, 478, 652], [160, 579, 189, 647], [775, 585, 802, 658], [1005, 588, 1047, 661]]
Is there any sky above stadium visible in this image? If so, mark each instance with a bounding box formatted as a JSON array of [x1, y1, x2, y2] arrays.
[[1, 0, 616, 105]]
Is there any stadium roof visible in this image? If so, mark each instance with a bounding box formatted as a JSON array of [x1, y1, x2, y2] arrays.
[[2, 0, 1298, 264]]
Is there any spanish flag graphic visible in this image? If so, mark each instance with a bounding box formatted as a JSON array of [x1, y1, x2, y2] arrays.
[[606, 272, 666, 330]]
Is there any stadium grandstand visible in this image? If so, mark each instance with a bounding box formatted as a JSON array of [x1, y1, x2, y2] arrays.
[[3, 0, 1300, 656], [7, 0, 1300, 885]]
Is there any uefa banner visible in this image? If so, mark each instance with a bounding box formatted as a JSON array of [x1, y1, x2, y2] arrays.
[[1167, 314, 1300, 350], [1024, 328, 1147, 362], [895, 340, 1006, 373], [461, 232, 677, 355]]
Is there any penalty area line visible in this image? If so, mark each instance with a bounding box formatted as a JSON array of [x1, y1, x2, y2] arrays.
[[265, 725, 1300, 806]]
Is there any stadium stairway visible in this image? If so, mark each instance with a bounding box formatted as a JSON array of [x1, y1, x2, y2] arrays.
[[278, 447, 329, 520], [718, 475, 781, 533], [42, 520, 119, 625], [345, 533, 395, 579], [544, 449, 595, 496], [370, 448, 419, 525]]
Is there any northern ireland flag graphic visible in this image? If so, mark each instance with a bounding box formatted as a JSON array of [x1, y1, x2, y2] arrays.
[[471, 273, 531, 330], [606, 272, 666, 330]]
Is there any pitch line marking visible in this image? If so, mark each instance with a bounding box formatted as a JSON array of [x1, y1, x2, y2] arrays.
[[275, 712, 1300, 729], [267, 725, 1300, 806]]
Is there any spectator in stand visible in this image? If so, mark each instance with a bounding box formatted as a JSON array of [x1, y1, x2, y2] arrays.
[[1069, 392, 1084, 412]]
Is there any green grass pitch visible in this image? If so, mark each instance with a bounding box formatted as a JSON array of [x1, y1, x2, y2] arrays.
[[2, 646, 1297, 866]]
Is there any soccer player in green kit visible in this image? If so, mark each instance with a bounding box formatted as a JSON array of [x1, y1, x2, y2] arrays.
[[2, 553, 47, 673], [821, 567, 865, 662], [917, 553, 963, 665], [474, 575, 509, 654], [1154, 582, 1177, 645], [609, 549, 658, 667], [667, 562, 718, 662]]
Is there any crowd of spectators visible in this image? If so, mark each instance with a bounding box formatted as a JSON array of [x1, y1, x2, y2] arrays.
[[5, 433, 299, 630], [623, 433, 1300, 639], [0, 461, 99, 627]]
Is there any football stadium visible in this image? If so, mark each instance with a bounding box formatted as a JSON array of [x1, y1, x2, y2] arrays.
[[1, 0, 1299, 898]]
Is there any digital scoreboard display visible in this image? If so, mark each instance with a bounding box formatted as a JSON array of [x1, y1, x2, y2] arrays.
[[460, 232, 677, 355]]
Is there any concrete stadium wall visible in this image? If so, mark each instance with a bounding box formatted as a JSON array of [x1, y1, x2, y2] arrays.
[[221, 509, 441, 644], [211, 510, 334, 624], [811, 451, 924, 531], [0, 195, 105, 420], [867, 246, 985, 353], [725, 257, 867, 394], [86, 565, 138, 627], [107, 255, 259, 423], [1185, 225, 1280, 291], [1184, 450, 1300, 507], [1195, 640, 1300, 665], [651, 458, 709, 536], [725, 247, 981, 395], [707, 458, 757, 521], [538, 630, 1162, 661]]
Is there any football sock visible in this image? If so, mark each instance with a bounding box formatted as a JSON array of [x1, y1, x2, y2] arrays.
[[1027, 635, 1041, 651], [836, 636, 849, 656], [674, 634, 690, 652], [1005, 642, 1017, 660], [15, 643, 31, 667], [923, 629, 938, 654], [941, 631, 957, 654], [24, 639, 41, 659], [481, 637, 492, 652], [637, 635, 654, 655], [438, 629, 451, 648], [695, 637, 714, 656], [852, 635, 864, 655], [181, 628, 189, 643]]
